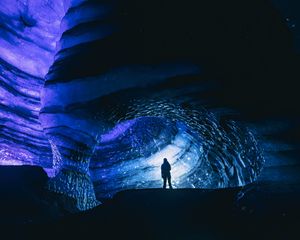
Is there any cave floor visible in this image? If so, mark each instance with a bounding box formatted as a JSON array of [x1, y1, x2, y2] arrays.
[[2, 186, 300, 240], [1, 166, 300, 240]]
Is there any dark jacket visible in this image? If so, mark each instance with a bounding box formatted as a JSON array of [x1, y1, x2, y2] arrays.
[[161, 161, 171, 178]]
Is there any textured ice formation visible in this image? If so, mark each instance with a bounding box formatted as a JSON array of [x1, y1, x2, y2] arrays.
[[0, 0, 71, 166], [90, 100, 264, 198]]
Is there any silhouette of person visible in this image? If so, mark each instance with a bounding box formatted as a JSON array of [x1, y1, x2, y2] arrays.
[[161, 158, 173, 189]]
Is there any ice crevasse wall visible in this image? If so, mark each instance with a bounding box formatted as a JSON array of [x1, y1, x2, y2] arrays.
[[0, 0, 101, 208], [2, 0, 294, 211]]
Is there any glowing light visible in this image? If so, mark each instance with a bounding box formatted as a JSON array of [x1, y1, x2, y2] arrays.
[[91, 108, 264, 198], [146, 132, 201, 185]]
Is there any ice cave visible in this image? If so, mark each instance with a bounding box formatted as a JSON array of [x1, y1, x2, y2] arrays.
[[0, 0, 299, 223]]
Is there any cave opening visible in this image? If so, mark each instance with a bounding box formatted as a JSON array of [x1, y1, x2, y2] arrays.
[[89, 112, 264, 199]]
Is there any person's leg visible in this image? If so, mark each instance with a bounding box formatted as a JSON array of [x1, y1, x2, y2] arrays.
[[163, 177, 167, 189], [168, 176, 173, 189]]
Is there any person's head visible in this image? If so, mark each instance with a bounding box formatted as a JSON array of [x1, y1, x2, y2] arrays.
[[163, 158, 168, 163]]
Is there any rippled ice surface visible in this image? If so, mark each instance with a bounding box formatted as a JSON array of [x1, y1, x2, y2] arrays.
[[90, 100, 264, 198]]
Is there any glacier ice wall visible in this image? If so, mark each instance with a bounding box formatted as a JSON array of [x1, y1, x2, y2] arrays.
[[0, 0, 71, 166]]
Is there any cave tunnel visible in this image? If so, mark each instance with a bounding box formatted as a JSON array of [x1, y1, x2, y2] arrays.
[[1, 2, 300, 236]]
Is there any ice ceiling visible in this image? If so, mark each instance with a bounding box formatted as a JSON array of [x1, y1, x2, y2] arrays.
[[2, 0, 293, 211]]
